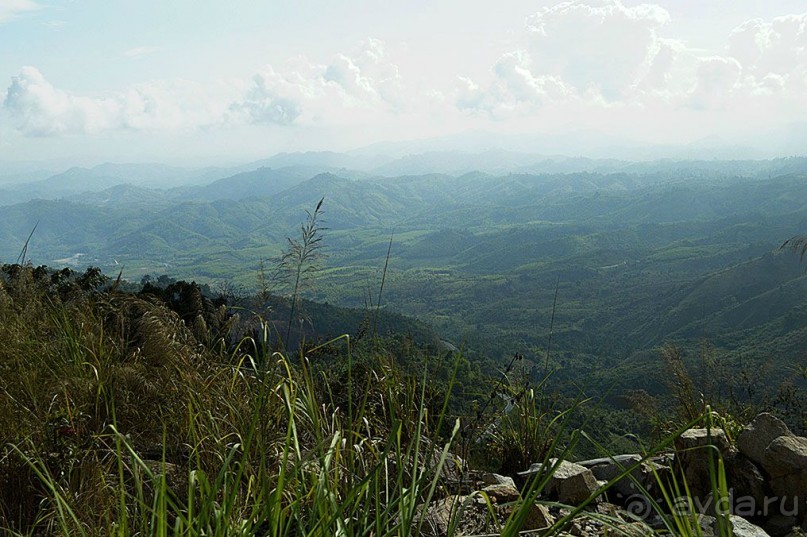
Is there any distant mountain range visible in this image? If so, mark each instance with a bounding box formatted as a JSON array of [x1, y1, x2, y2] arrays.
[[2, 153, 807, 400], [2, 149, 807, 208]]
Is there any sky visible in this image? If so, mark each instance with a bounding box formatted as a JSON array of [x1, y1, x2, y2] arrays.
[[1, 0, 806, 165]]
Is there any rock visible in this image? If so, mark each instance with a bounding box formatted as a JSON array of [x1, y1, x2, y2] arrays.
[[675, 428, 731, 501], [727, 452, 771, 507], [519, 502, 554, 531], [762, 435, 807, 518], [430, 448, 464, 482], [480, 472, 516, 489], [481, 483, 520, 503], [700, 514, 771, 537], [519, 458, 599, 505], [677, 427, 731, 453], [762, 435, 807, 478], [765, 514, 799, 537], [577, 454, 647, 467], [419, 492, 554, 536], [569, 519, 600, 536], [578, 453, 671, 506], [730, 515, 774, 537], [595, 502, 657, 535], [615, 521, 659, 536], [420, 496, 462, 536], [423, 447, 469, 494], [420, 495, 494, 536], [739, 413, 793, 465]]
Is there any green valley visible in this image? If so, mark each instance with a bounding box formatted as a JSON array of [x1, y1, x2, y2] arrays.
[[1, 155, 805, 415]]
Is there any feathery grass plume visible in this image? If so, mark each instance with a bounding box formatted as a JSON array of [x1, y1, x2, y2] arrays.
[[661, 343, 702, 423], [272, 197, 326, 349], [256, 258, 271, 304]]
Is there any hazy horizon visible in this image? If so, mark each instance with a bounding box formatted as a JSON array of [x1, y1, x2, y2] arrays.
[[2, 1, 807, 165]]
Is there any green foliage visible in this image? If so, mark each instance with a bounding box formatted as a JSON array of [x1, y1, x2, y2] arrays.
[[0, 264, 760, 536], [0, 264, 463, 534], [1, 170, 807, 422]]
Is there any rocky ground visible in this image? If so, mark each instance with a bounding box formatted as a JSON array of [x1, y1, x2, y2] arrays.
[[418, 413, 807, 536]]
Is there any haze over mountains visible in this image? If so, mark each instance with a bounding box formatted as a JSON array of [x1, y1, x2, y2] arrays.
[[4, 141, 807, 204], [1, 147, 807, 397]]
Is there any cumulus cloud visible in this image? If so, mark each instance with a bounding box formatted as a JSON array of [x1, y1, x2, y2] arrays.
[[323, 38, 405, 107], [728, 13, 807, 95], [3, 67, 231, 135], [0, 0, 39, 23], [5, 38, 413, 137], [729, 15, 807, 75], [229, 38, 409, 127], [492, 50, 570, 103], [688, 56, 742, 110], [456, 0, 807, 139], [524, 0, 670, 100], [4, 67, 119, 135], [6, 7, 806, 146], [456, 50, 572, 118], [228, 68, 303, 125], [456, 0, 679, 117], [324, 55, 374, 98]]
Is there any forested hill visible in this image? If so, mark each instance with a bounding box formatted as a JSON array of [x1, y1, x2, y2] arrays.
[[1, 157, 807, 402]]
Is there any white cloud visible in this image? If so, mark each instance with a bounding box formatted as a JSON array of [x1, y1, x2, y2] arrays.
[[687, 56, 742, 110], [493, 50, 571, 104], [5, 8, 806, 149], [455, 1, 807, 141], [456, 50, 573, 119], [729, 15, 807, 75], [5, 38, 413, 137], [524, 0, 671, 100], [322, 38, 405, 108], [728, 13, 807, 98], [228, 68, 303, 126], [3, 67, 233, 135], [4, 67, 119, 135], [456, 0, 678, 115], [0, 0, 39, 23], [229, 38, 410, 127]]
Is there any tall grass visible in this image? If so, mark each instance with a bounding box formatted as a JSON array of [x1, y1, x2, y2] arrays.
[[0, 264, 473, 535], [0, 263, 743, 536]]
